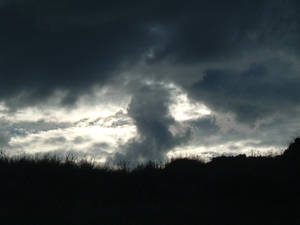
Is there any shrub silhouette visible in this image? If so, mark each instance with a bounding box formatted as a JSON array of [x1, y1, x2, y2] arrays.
[[0, 138, 300, 224], [283, 137, 300, 160]]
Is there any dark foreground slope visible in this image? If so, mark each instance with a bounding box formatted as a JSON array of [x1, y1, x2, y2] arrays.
[[1, 139, 300, 225]]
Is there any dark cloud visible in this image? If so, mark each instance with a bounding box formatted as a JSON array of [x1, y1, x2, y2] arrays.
[[1, 0, 300, 162], [112, 83, 190, 166], [189, 58, 300, 124], [0, 0, 157, 108], [138, 0, 300, 66], [187, 116, 219, 135], [1, 0, 299, 109]]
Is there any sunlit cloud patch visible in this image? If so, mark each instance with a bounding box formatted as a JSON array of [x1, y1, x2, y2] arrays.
[[169, 85, 211, 122]]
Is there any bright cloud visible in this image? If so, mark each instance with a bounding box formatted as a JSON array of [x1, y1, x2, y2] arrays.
[[169, 86, 211, 122]]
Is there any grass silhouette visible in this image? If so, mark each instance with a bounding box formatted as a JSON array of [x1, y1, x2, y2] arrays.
[[1, 138, 300, 224]]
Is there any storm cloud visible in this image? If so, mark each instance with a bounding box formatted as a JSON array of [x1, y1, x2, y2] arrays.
[[189, 59, 300, 124], [1, 0, 300, 163], [1, 0, 299, 106], [112, 82, 191, 166]]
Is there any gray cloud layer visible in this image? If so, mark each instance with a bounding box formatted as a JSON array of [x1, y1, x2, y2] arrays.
[[189, 59, 300, 124], [112, 83, 190, 166], [1, 0, 299, 107], [1, 0, 300, 162]]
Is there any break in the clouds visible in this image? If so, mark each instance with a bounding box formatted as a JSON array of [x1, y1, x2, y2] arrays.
[[0, 0, 300, 164]]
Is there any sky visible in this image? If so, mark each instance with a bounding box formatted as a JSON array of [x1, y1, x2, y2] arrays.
[[0, 0, 300, 166]]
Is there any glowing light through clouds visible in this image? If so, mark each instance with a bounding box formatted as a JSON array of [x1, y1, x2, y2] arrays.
[[0, 0, 300, 164]]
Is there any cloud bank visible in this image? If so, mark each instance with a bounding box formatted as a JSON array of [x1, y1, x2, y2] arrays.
[[0, 0, 300, 163]]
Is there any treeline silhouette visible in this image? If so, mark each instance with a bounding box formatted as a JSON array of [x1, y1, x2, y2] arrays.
[[1, 138, 300, 225]]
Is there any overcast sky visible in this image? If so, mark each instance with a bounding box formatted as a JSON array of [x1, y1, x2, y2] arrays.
[[0, 0, 300, 165]]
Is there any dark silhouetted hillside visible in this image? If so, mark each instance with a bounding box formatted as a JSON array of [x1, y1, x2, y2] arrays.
[[1, 138, 300, 225]]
